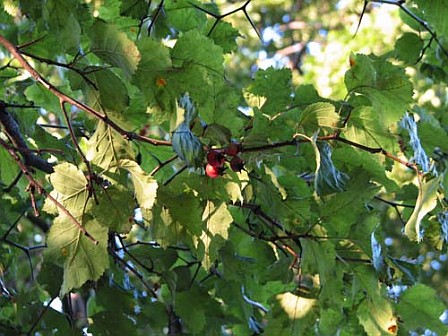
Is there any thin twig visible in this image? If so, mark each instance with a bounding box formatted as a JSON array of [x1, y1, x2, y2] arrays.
[[191, 0, 260, 38], [112, 250, 158, 298], [27, 295, 58, 335], [0, 36, 171, 148], [374, 196, 415, 208], [115, 234, 161, 275], [1, 211, 26, 240], [163, 165, 187, 186], [148, 0, 165, 36], [150, 154, 178, 176], [60, 100, 98, 204], [18, 50, 98, 89], [122, 240, 190, 251], [0, 138, 98, 244]]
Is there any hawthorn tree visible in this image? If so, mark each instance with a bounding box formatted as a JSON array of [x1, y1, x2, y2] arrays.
[[1, 0, 448, 335]]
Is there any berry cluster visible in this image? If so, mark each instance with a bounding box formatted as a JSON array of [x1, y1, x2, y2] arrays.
[[205, 143, 245, 178]]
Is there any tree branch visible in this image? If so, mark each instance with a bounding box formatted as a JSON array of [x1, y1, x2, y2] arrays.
[[0, 36, 171, 148], [0, 138, 98, 244], [0, 101, 54, 174]]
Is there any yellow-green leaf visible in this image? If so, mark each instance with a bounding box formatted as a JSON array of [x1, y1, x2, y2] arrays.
[[119, 159, 158, 209], [405, 177, 441, 241], [46, 216, 109, 295]]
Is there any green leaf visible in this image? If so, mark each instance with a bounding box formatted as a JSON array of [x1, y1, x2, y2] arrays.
[[357, 297, 396, 336], [343, 105, 397, 152], [397, 284, 448, 335], [201, 201, 233, 268], [42, 0, 81, 52], [157, 188, 203, 236], [345, 54, 413, 126], [37, 261, 63, 298], [119, 159, 158, 209], [395, 32, 424, 64], [0, 147, 19, 186], [24, 83, 61, 113], [45, 216, 109, 295], [207, 21, 240, 53], [203, 123, 232, 146], [89, 20, 140, 78], [86, 121, 134, 171], [318, 308, 344, 336], [321, 172, 379, 236], [293, 84, 323, 105], [165, 0, 207, 32], [175, 287, 207, 333], [415, 0, 448, 38], [120, 0, 148, 19], [93, 184, 135, 232], [301, 239, 342, 306], [333, 147, 398, 192], [132, 37, 172, 106], [202, 201, 232, 239], [298, 102, 340, 133], [89, 310, 135, 335], [405, 176, 441, 241], [46, 162, 90, 217], [248, 67, 292, 116], [171, 30, 223, 74], [69, 68, 129, 112]]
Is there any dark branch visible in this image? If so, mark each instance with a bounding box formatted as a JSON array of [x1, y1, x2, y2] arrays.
[[0, 101, 54, 174], [191, 0, 260, 38]]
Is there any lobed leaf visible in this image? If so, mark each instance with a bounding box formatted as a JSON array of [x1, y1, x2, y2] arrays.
[[404, 176, 441, 241], [46, 216, 109, 295], [396, 284, 448, 335], [90, 20, 140, 78], [119, 159, 158, 209]]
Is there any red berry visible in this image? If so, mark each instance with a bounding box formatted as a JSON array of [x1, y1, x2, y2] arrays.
[[207, 149, 225, 167], [205, 163, 224, 178], [224, 142, 241, 157], [230, 156, 245, 172]]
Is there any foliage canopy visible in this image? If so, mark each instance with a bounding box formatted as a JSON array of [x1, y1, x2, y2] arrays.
[[1, 0, 448, 335]]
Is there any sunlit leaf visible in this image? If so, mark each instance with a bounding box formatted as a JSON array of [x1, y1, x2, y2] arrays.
[[395, 32, 423, 64], [298, 102, 340, 132], [47, 162, 91, 217], [405, 176, 441, 241], [345, 54, 413, 126], [46, 216, 109, 295], [247, 67, 292, 116], [343, 105, 397, 152], [357, 297, 396, 336], [86, 121, 134, 171], [90, 20, 140, 78], [119, 159, 158, 209]]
